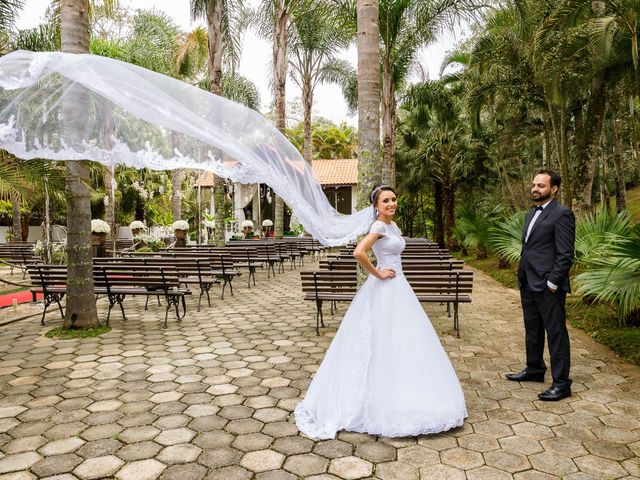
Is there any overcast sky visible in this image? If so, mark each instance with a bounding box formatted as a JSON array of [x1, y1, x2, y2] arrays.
[[17, 0, 469, 126]]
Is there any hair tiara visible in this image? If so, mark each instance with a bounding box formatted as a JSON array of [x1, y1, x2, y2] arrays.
[[370, 184, 388, 203]]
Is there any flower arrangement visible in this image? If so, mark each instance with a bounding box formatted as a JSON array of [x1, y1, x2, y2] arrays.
[[129, 220, 146, 230], [204, 220, 215, 229], [170, 220, 189, 231], [241, 220, 254, 229], [133, 234, 164, 251], [262, 219, 273, 227], [91, 219, 111, 234]]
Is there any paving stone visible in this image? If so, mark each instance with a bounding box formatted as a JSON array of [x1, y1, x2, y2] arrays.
[[194, 431, 235, 449], [2, 435, 47, 454], [240, 449, 285, 472], [79, 423, 123, 441], [117, 440, 162, 461], [198, 447, 242, 468], [30, 453, 83, 477], [466, 466, 514, 479], [0, 472, 36, 480], [313, 439, 353, 459], [528, 452, 578, 476], [154, 427, 195, 446], [75, 438, 121, 459], [119, 426, 160, 444], [484, 451, 531, 473], [205, 466, 253, 480], [396, 445, 439, 468], [38, 437, 86, 456], [159, 464, 206, 480], [458, 433, 500, 452], [157, 443, 201, 464], [116, 458, 166, 480], [328, 456, 373, 479], [0, 451, 42, 474], [355, 442, 396, 462], [375, 460, 419, 480], [73, 455, 124, 479], [232, 433, 274, 452], [573, 454, 628, 478], [418, 464, 466, 480], [283, 453, 329, 476]]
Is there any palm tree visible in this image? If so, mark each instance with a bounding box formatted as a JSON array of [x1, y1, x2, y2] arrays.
[[401, 80, 471, 248], [288, 0, 352, 161], [356, 0, 382, 210], [60, 0, 100, 328], [191, 0, 245, 246], [253, 0, 305, 237], [0, 0, 23, 53]]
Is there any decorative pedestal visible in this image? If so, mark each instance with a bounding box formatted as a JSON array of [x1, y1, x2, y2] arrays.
[[91, 232, 107, 257], [174, 229, 187, 248]]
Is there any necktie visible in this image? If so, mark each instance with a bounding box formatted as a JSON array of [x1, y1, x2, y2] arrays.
[[534, 205, 543, 212]]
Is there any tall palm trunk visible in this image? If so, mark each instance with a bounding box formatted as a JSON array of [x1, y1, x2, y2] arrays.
[[10, 192, 21, 241], [356, 0, 382, 210], [381, 58, 396, 186], [203, 0, 227, 246], [273, 7, 290, 238], [611, 117, 627, 212], [433, 181, 444, 247], [171, 169, 182, 220], [573, 72, 607, 215], [302, 76, 313, 162], [61, 0, 99, 328]]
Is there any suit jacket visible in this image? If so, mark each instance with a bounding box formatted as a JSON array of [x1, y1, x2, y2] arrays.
[[517, 199, 576, 293]]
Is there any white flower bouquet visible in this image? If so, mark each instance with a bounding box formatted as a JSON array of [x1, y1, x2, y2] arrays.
[[262, 219, 273, 227], [129, 220, 146, 230], [204, 220, 215, 229], [91, 219, 111, 233], [241, 220, 254, 229], [171, 220, 189, 231]]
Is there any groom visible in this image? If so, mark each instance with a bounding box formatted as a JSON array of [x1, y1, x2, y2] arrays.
[[507, 169, 575, 401]]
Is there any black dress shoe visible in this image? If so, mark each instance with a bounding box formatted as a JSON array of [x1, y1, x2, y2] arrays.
[[505, 370, 545, 382], [538, 385, 571, 401]]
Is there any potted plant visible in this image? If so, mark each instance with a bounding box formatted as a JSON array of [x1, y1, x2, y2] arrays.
[[129, 220, 146, 237], [262, 219, 273, 238], [241, 220, 254, 239], [91, 219, 110, 257], [171, 220, 189, 247]]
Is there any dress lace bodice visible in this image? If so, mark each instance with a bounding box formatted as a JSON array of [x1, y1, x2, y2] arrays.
[[370, 220, 406, 272]]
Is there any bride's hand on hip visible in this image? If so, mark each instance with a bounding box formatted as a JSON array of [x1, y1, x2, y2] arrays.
[[377, 268, 396, 280]]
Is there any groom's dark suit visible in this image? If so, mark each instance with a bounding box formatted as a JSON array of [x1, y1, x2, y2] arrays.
[[517, 199, 575, 388]]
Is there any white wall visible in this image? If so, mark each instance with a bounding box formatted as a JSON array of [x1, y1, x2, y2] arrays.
[[0, 226, 43, 243]]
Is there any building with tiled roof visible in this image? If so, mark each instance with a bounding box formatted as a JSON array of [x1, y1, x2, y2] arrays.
[[194, 159, 359, 215]]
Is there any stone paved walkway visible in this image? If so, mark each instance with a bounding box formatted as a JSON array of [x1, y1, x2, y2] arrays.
[[0, 263, 638, 479]]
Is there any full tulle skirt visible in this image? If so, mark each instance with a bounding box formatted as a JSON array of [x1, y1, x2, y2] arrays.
[[294, 273, 467, 439]]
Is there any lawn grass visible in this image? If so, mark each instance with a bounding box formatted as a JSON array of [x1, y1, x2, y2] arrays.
[[625, 185, 640, 223], [46, 325, 112, 339], [457, 252, 640, 366]]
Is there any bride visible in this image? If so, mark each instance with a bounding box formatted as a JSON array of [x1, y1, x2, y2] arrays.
[[294, 183, 467, 439]]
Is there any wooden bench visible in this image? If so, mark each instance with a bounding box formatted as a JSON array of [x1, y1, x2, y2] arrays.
[[301, 269, 473, 336], [28, 264, 191, 327], [95, 256, 219, 311], [300, 270, 358, 334], [0, 243, 38, 278]]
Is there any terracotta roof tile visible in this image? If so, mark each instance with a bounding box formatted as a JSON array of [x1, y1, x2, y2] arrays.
[[311, 159, 358, 186], [194, 159, 358, 187]]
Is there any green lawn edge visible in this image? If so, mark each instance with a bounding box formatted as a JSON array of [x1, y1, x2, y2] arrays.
[[45, 325, 112, 340]]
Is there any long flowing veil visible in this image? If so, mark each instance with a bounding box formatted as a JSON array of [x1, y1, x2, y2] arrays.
[[0, 50, 373, 246]]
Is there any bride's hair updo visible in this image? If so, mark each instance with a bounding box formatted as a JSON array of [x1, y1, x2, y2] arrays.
[[369, 183, 396, 205]]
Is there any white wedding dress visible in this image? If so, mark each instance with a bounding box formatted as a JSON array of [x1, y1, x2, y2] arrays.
[[295, 220, 467, 439]]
